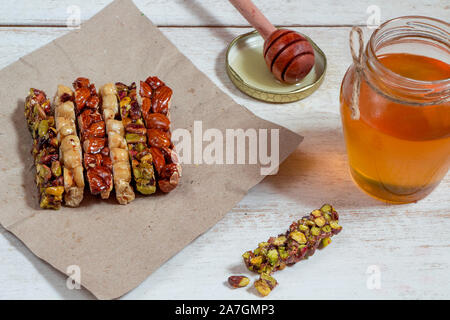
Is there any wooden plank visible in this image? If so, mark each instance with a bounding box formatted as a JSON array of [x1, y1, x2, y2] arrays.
[[0, 0, 448, 27], [0, 26, 449, 299]]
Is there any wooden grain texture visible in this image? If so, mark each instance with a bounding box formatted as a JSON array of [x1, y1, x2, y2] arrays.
[[0, 9, 449, 300], [0, 0, 448, 26]]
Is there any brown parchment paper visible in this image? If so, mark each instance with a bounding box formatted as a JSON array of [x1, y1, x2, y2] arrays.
[[0, 0, 302, 299]]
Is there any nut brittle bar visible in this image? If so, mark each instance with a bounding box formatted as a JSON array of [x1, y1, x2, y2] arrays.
[[100, 83, 135, 205], [73, 77, 113, 199], [243, 204, 343, 296], [24, 88, 64, 209], [140, 76, 181, 193], [54, 85, 85, 207], [116, 82, 156, 195]]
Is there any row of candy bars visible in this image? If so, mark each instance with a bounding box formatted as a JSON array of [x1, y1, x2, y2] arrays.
[[24, 76, 180, 209]]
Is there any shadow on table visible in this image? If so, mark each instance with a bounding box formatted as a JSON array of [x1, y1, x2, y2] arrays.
[[259, 126, 382, 210], [13, 100, 41, 210]]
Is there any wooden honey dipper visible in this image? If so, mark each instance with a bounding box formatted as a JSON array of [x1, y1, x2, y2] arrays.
[[229, 0, 315, 84]]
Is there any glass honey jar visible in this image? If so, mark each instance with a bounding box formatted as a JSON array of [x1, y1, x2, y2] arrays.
[[340, 16, 450, 203]]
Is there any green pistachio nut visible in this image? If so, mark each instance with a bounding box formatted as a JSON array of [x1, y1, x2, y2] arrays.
[[320, 204, 333, 213], [136, 142, 145, 152], [314, 216, 326, 227], [330, 220, 341, 230], [311, 209, 322, 217], [250, 256, 263, 268], [311, 226, 321, 236], [278, 247, 289, 260], [289, 231, 307, 244], [254, 279, 271, 297], [267, 249, 279, 266], [133, 167, 142, 179], [321, 237, 332, 248], [260, 273, 277, 288], [136, 184, 156, 195], [272, 236, 287, 246], [125, 133, 146, 144], [51, 161, 61, 177], [45, 186, 64, 196], [38, 120, 49, 137], [298, 224, 309, 232]]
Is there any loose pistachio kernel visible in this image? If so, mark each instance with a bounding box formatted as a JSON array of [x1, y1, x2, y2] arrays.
[[242, 252, 250, 260], [324, 213, 331, 221], [311, 226, 321, 236], [267, 249, 279, 265], [311, 209, 322, 218], [254, 248, 261, 255], [322, 225, 332, 233], [261, 273, 277, 288], [250, 256, 263, 267], [228, 276, 250, 288], [321, 237, 332, 248], [298, 224, 309, 232], [273, 236, 287, 246], [38, 120, 49, 137], [254, 279, 271, 297], [321, 204, 332, 213], [314, 216, 326, 227], [289, 231, 307, 244], [330, 220, 341, 230]]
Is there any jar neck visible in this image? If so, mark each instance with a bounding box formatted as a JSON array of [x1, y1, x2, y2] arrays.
[[361, 16, 449, 106]]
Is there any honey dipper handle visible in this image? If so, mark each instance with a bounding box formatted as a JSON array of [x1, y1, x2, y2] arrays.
[[229, 0, 276, 40]]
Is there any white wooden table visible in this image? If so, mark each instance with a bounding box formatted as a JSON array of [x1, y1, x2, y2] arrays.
[[0, 0, 449, 300]]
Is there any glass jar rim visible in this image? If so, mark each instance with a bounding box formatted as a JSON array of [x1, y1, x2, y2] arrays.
[[367, 16, 450, 87]]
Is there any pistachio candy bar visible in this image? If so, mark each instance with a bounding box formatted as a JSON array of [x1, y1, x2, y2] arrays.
[[243, 204, 342, 275], [243, 204, 342, 296], [100, 83, 135, 204], [116, 82, 156, 195], [73, 77, 113, 199], [140, 76, 181, 193], [54, 85, 85, 207], [24, 88, 64, 209]]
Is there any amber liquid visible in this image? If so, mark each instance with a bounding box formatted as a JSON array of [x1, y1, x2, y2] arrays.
[[340, 53, 450, 203]]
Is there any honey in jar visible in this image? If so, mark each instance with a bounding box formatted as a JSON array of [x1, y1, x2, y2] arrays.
[[340, 17, 450, 203]]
